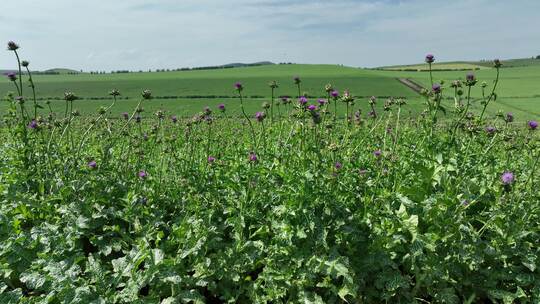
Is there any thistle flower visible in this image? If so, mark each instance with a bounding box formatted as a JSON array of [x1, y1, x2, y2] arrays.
[[325, 84, 333, 93], [7, 41, 19, 51], [64, 91, 78, 101], [135, 115, 141, 123], [293, 76, 301, 84], [255, 111, 266, 122], [249, 152, 258, 162], [373, 150, 382, 157], [331, 90, 339, 98], [207, 156, 216, 164], [425, 54, 435, 64], [334, 162, 342, 170], [485, 126, 496, 135], [528, 120, 538, 130], [268, 80, 278, 89], [298, 96, 308, 105], [6, 72, 17, 82], [141, 89, 152, 99], [171, 115, 178, 123], [262, 102, 270, 109], [505, 112, 514, 123], [234, 82, 243, 91], [307, 104, 317, 111], [138, 170, 147, 179], [432, 83, 441, 93], [204, 106, 212, 115], [466, 73, 477, 86], [500, 171, 514, 185], [122, 112, 129, 120], [450, 80, 462, 88], [318, 99, 327, 106], [369, 96, 376, 105], [218, 103, 226, 112], [493, 59, 502, 68], [88, 160, 97, 169], [27, 120, 38, 129], [15, 96, 24, 104], [21, 60, 29, 67], [109, 89, 120, 96]]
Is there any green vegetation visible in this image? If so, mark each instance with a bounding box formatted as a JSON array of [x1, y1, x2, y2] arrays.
[[1, 43, 540, 303]]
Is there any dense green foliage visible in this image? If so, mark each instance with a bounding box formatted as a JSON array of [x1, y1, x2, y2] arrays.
[[1, 45, 540, 303]]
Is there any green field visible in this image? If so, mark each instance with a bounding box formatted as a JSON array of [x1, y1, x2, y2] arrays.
[[1, 62, 539, 120]]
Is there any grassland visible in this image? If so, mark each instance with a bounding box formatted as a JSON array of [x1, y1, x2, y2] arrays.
[[1, 62, 539, 120]]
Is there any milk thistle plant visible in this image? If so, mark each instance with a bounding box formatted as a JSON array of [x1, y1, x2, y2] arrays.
[[1, 42, 539, 304]]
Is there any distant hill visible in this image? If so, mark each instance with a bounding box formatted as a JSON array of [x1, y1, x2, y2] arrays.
[[0, 68, 80, 75], [376, 57, 540, 71], [221, 61, 274, 68]]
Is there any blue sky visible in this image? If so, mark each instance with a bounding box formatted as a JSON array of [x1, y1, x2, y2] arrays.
[[1, 0, 539, 71]]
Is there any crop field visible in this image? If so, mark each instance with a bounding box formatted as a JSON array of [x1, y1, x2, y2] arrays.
[[1, 43, 540, 303]]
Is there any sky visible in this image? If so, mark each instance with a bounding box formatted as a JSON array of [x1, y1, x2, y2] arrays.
[[1, 0, 539, 71]]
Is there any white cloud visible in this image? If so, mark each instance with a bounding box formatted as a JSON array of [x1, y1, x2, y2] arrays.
[[1, 0, 539, 70]]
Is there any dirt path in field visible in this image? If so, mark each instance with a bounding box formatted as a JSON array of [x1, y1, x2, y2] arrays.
[[397, 78, 425, 94]]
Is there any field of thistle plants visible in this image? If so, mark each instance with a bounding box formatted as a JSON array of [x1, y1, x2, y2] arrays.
[[1, 42, 540, 303]]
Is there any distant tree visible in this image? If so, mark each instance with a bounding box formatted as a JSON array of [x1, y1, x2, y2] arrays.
[[536, 55, 540, 59]]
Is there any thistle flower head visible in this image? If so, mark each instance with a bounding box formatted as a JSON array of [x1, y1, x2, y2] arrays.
[[369, 96, 377, 105], [6, 72, 17, 82], [207, 156, 216, 163], [64, 91, 78, 101], [325, 83, 333, 92], [451, 80, 462, 88], [204, 106, 212, 115], [7, 41, 19, 51], [432, 83, 441, 93], [218, 103, 226, 111], [298, 96, 308, 105], [135, 115, 141, 123], [317, 99, 327, 105], [466, 73, 477, 86], [268, 80, 278, 89], [500, 171, 514, 185], [249, 152, 258, 162], [293, 76, 301, 84], [505, 112, 514, 123], [485, 126, 496, 135], [27, 119, 38, 129], [88, 160, 97, 169], [15, 96, 24, 104], [21, 60, 29, 67], [373, 150, 382, 157], [493, 59, 502, 68], [138, 170, 147, 179], [425, 54, 435, 64], [122, 112, 129, 120], [334, 162, 342, 170], [331, 90, 339, 98], [307, 104, 317, 111], [528, 120, 538, 130], [171, 115, 178, 123], [234, 82, 243, 91], [141, 89, 152, 99], [262, 102, 270, 109], [255, 111, 266, 122], [109, 89, 120, 96]]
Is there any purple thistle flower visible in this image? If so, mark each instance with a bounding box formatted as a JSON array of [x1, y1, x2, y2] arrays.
[[317, 99, 327, 105], [122, 112, 129, 120], [334, 162, 342, 170], [207, 156, 216, 163], [298, 96, 308, 105], [171, 115, 178, 123], [293, 76, 301, 84], [27, 120, 38, 129], [307, 104, 317, 111], [461, 200, 470, 207], [331, 90, 339, 98], [249, 152, 258, 162], [138, 170, 147, 179], [425, 54, 435, 64], [255, 111, 266, 122], [373, 150, 382, 158], [88, 160, 97, 169], [466, 73, 475, 81], [432, 83, 441, 93], [218, 103, 226, 111], [135, 115, 141, 123], [485, 126, 496, 135], [501, 171, 514, 185], [528, 120, 538, 130], [6, 72, 17, 81], [368, 110, 377, 118], [505, 112, 514, 123], [234, 82, 243, 91]]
